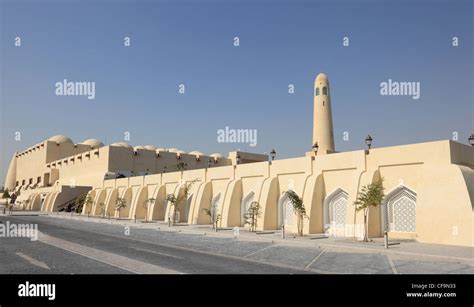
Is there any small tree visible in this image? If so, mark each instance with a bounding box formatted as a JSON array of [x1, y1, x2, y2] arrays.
[[2, 188, 10, 199], [284, 190, 307, 236], [115, 197, 127, 220], [23, 199, 30, 210], [165, 179, 198, 225], [84, 195, 94, 215], [143, 198, 156, 222], [98, 202, 106, 217], [244, 201, 261, 232], [75, 193, 87, 213], [353, 179, 385, 242], [202, 208, 221, 230], [176, 162, 187, 171]]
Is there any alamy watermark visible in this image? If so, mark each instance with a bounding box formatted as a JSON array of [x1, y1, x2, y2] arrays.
[[217, 126, 257, 147], [380, 79, 420, 100], [0, 221, 38, 241], [55, 79, 96, 100]]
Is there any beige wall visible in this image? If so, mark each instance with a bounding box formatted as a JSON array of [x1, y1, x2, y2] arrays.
[[6, 138, 473, 247]]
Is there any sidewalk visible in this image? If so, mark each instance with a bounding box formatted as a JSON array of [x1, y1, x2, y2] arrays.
[[4, 210, 473, 264]]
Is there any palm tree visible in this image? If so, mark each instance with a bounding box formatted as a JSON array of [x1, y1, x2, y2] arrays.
[[115, 197, 127, 220], [284, 190, 307, 236], [353, 178, 385, 242]]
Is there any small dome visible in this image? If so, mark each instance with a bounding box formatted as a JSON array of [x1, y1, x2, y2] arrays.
[[155, 148, 166, 153], [167, 148, 181, 153], [143, 145, 156, 150], [80, 139, 104, 148], [210, 153, 223, 158], [134, 146, 145, 151], [315, 73, 328, 82], [110, 142, 132, 148], [48, 135, 73, 144], [189, 151, 204, 156], [176, 150, 186, 155]]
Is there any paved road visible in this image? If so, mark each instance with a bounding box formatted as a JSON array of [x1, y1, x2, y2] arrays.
[[1, 214, 472, 274], [0, 215, 309, 274]]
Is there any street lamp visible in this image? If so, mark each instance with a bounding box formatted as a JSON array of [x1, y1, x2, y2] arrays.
[[365, 135, 373, 150], [162, 166, 167, 173], [208, 158, 212, 168], [236, 154, 241, 164], [270, 149, 276, 161], [469, 134, 474, 146], [312, 142, 319, 157]]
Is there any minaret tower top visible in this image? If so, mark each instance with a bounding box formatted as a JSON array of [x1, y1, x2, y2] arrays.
[[312, 73, 335, 155]]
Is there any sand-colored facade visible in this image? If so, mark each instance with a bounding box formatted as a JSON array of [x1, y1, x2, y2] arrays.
[[3, 74, 473, 247]]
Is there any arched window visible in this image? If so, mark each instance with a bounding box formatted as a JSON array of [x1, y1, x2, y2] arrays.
[[383, 186, 417, 232], [315, 88, 320, 96], [322, 87, 328, 95], [323, 189, 348, 237]]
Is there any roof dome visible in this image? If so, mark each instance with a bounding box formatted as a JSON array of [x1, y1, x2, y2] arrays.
[[48, 135, 73, 144], [80, 139, 104, 148], [210, 153, 223, 158], [156, 148, 166, 152], [167, 148, 181, 153], [315, 73, 328, 82], [143, 145, 156, 150], [110, 142, 132, 148], [176, 150, 186, 155], [189, 151, 204, 156], [134, 146, 145, 151]]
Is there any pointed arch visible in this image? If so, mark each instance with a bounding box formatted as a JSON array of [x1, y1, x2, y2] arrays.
[[240, 191, 254, 226], [277, 192, 294, 229], [323, 188, 348, 237], [382, 185, 417, 232]]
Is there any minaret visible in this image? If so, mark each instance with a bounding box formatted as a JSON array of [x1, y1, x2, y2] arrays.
[[312, 73, 335, 154]]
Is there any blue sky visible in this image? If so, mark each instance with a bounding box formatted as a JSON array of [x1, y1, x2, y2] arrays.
[[1, 0, 473, 182]]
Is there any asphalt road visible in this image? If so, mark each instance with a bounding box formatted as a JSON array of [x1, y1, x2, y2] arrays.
[[0, 215, 309, 274], [1, 214, 472, 274]]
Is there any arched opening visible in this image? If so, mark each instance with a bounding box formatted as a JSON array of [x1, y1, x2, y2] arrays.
[[184, 193, 194, 223], [105, 189, 118, 216], [277, 192, 294, 229], [209, 192, 221, 225], [324, 189, 348, 237], [382, 186, 417, 233], [322, 87, 328, 95], [315, 87, 320, 96], [240, 191, 254, 226], [118, 188, 132, 218], [149, 185, 166, 221]]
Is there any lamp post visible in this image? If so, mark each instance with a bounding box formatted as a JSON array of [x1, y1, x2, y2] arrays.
[[365, 135, 373, 150], [312, 142, 319, 159], [236, 154, 241, 165], [162, 166, 167, 173], [208, 158, 212, 168], [469, 134, 474, 146], [270, 149, 276, 161]]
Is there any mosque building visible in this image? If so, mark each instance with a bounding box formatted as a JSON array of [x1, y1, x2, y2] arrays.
[[3, 73, 473, 247]]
